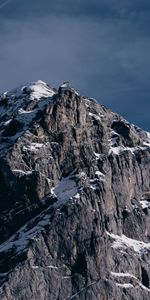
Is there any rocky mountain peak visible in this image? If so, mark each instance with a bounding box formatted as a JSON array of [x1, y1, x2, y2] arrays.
[[0, 81, 150, 299]]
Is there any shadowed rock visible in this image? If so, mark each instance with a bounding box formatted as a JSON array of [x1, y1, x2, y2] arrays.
[[0, 81, 150, 299]]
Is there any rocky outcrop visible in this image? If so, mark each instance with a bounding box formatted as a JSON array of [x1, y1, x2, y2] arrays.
[[0, 80, 150, 299]]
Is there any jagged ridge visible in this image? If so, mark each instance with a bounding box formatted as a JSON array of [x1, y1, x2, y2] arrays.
[[0, 81, 150, 300]]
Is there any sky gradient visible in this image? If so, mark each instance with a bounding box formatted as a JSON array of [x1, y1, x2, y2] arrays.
[[0, 0, 149, 130]]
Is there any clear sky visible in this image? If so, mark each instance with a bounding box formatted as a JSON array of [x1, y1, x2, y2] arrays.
[[0, 0, 150, 130]]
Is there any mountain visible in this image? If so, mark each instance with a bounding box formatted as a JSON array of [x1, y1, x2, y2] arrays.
[[0, 80, 150, 300]]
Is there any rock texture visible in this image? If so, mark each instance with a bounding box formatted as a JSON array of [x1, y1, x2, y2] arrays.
[[0, 80, 150, 299]]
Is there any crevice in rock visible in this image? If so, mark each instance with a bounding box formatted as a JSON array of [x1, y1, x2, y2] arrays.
[[2, 119, 23, 137], [71, 252, 87, 277], [111, 121, 131, 143], [90, 231, 97, 255], [104, 215, 109, 231], [122, 209, 130, 223], [141, 267, 149, 288]]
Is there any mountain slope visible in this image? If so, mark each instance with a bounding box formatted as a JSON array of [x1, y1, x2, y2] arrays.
[[0, 80, 150, 300]]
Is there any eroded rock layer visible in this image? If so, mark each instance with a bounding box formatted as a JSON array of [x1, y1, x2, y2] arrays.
[[0, 81, 150, 299]]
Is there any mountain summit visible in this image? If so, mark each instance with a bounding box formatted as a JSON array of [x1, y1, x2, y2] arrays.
[[0, 81, 150, 299]]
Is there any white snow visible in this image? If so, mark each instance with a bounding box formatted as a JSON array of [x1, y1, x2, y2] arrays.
[[111, 272, 136, 279], [110, 137, 118, 147], [110, 130, 119, 137], [18, 108, 33, 115], [107, 232, 150, 255], [117, 282, 150, 292], [84, 98, 91, 107], [31, 265, 63, 270], [0, 81, 55, 122], [138, 282, 150, 292], [71, 88, 80, 96], [140, 200, 150, 209], [31, 266, 39, 269], [109, 146, 122, 155], [79, 172, 86, 178], [89, 112, 103, 121], [23, 143, 45, 152], [109, 146, 148, 156], [51, 176, 78, 207], [23, 80, 55, 100], [143, 142, 150, 147], [116, 283, 133, 289], [109, 129, 150, 155], [12, 169, 32, 176], [89, 171, 105, 185], [147, 132, 150, 139], [111, 272, 150, 292], [47, 265, 58, 269], [60, 82, 79, 95], [90, 184, 97, 190], [94, 152, 101, 160], [16, 95, 53, 126], [4, 119, 12, 126], [95, 171, 105, 178], [109, 130, 119, 147], [74, 193, 80, 199], [0, 176, 78, 255], [95, 171, 105, 177], [60, 82, 69, 88], [0, 213, 52, 254], [143, 132, 150, 147], [0, 81, 56, 155]]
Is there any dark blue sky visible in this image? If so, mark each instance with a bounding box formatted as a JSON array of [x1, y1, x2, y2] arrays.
[[0, 0, 150, 130]]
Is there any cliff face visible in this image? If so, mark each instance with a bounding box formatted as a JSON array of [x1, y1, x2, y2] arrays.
[[0, 80, 150, 300]]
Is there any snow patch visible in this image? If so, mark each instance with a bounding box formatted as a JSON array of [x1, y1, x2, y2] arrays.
[[90, 184, 97, 190], [109, 129, 150, 155], [0, 81, 56, 155], [60, 82, 70, 88], [23, 143, 45, 152], [4, 119, 12, 126], [21, 80, 55, 101], [12, 169, 33, 176], [111, 272, 136, 279], [74, 193, 80, 199], [31, 266, 39, 269], [109, 146, 122, 155], [51, 177, 78, 207], [111, 272, 150, 292], [18, 108, 33, 115], [47, 265, 58, 269], [147, 132, 150, 139], [116, 283, 133, 289], [0, 177, 78, 255], [94, 152, 101, 160], [140, 200, 150, 209], [109, 130, 119, 147], [107, 232, 150, 255], [110, 137, 118, 147], [79, 172, 86, 177], [89, 112, 104, 121], [143, 132, 150, 147], [95, 171, 103, 176], [109, 146, 148, 156]]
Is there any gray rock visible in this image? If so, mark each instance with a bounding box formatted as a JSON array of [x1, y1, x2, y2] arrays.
[[0, 80, 150, 299]]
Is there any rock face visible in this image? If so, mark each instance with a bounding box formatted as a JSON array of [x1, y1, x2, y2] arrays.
[[0, 80, 150, 300]]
